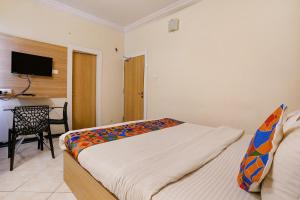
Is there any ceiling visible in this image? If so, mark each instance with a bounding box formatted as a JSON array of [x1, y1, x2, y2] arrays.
[[54, 0, 182, 26]]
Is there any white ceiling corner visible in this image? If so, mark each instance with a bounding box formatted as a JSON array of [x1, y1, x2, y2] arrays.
[[39, 0, 124, 31], [39, 0, 201, 32], [124, 0, 201, 32]]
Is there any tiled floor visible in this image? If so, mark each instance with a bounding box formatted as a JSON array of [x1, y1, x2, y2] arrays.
[[0, 139, 77, 200]]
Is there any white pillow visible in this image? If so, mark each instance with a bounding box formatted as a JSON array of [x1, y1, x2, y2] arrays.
[[261, 128, 300, 200], [283, 111, 300, 134]]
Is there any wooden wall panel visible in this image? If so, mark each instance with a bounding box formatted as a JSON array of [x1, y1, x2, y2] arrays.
[[0, 33, 67, 98]]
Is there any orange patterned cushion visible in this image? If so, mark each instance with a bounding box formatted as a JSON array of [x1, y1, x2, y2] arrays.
[[237, 104, 287, 192]]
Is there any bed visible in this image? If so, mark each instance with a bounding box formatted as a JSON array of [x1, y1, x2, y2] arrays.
[[59, 118, 260, 200]]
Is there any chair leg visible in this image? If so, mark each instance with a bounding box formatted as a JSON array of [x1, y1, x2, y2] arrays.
[[10, 135, 16, 171], [8, 130, 12, 158], [38, 139, 40, 150], [38, 133, 41, 150], [47, 129, 55, 159], [64, 120, 69, 132], [39, 132, 44, 151]]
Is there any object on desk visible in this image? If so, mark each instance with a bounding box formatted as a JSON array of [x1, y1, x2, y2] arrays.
[[8, 105, 55, 171], [49, 102, 69, 132], [0, 89, 13, 96], [19, 93, 36, 96]]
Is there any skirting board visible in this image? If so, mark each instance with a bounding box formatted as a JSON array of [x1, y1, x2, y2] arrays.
[[64, 151, 117, 200]]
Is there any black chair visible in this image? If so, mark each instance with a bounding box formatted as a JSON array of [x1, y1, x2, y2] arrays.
[[49, 102, 69, 132], [8, 105, 55, 171]]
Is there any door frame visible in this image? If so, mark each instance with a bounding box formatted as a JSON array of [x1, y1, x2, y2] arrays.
[[124, 50, 148, 120], [67, 45, 102, 130]]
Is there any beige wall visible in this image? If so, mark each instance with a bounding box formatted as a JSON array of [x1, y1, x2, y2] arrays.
[[125, 0, 300, 134], [1, 0, 300, 142], [0, 0, 124, 142]]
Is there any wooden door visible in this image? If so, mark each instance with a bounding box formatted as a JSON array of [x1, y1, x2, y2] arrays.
[[124, 55, 145, 121], [72, 52, 96, 130]]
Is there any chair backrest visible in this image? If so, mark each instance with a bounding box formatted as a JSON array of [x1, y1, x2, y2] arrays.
[[13, 105, 50, 136], [63, 102, 68, 121]]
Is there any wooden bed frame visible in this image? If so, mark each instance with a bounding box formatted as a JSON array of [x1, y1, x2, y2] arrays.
[[64, 151, 117, 200]]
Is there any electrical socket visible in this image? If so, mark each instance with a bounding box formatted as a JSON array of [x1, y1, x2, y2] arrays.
[[0, 89, 13, 96], [52, 70, 59, 75]]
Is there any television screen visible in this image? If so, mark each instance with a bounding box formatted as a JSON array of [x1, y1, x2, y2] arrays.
[[11, 51, 53, 77]]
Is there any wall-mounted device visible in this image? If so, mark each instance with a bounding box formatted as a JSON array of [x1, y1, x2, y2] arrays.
[[0, 89, 13, 96], [168, 18, 180, 32], [11, 51, 53, 77]]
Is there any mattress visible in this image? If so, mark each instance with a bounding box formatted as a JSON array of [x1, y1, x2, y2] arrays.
[[153, 135, 260, 200], [60, 119, 257, 200]]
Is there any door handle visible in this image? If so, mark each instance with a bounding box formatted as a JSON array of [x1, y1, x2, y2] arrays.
[[138, 91, 144, 99]]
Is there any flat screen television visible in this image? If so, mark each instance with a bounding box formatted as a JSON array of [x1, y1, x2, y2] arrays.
[[11, 51, 53, 77]]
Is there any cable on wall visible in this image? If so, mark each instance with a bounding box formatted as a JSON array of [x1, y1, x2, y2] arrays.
[[0, 75, 32, 101]]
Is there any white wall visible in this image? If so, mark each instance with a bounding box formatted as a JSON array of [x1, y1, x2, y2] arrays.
[[1, 0, 300, 142], [0, 0, 124, 142], [125, 0, 300, 134]]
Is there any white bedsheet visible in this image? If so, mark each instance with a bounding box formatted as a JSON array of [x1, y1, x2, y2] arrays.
[[153, 135, 260, 200], [60, 122, 243, 200]]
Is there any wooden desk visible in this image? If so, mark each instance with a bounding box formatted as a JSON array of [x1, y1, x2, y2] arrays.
[[3, 107, 63, 112], [16, 96, 50, 99], [0, 94, 50, 99]]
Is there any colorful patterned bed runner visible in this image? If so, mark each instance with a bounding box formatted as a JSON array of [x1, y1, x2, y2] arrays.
[[65, 118, 184, 159]]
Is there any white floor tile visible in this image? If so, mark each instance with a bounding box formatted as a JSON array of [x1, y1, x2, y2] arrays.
[[0, 170, 38, 191], [1, 192, 51, 200], [0, 139, 60, 171], [0, 139, 77, 199], [48, 193, 76, 200], [0, 192, 8, 200], [16, 169, 63, 192], [55, 182, 71, 193]]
